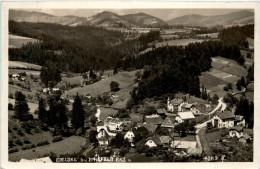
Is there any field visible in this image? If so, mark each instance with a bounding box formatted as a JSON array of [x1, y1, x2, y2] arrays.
[[63, 70, 138, 109], [9, 99, 38, 118], [200, 56, 248, 97], [154, 39, 207, 48], [9, 34, 39, 48], [9, 61, 42, 70], [99, 107, 118, 121], [9, 136, 86, 162]]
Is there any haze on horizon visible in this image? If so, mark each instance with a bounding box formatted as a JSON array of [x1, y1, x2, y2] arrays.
[[19, 8, 253, 21]]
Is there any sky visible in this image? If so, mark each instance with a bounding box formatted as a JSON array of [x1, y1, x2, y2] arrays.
[[22, 8, 253, 21]]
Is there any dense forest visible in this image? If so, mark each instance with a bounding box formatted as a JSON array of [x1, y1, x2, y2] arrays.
[[9, 21, 160, 72]]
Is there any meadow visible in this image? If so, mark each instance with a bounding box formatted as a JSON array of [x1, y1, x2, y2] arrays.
[[9, 34, 39, 48]]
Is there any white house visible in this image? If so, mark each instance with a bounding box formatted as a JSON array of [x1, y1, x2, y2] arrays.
[[175, 112, 195, 123], [98, 137, 109, 147], [229, 126, 244, 138], [212, 111, 235, 128], [178, 103, 199, 114], [145, 137, 159, 148], [104, 117, 123, 132], [167, 97, 183, 112], [97, 128, 107, 139], [124, 131, 135, 143]]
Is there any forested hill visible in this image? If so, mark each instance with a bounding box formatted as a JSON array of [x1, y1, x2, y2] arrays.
[[9, 21, 160, 72]]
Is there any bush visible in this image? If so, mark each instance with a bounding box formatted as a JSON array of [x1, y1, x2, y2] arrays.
[[36, 140, 50, 147], [22, 144, 36, 150], [41, 123, 49, 131], [9, 148, 19, 154], [52, 136, 63, 143], [8, 103, 13, 110], [17, 129, 25, 136], [23, 137, 31, 144], [9, 140, 16, 148], [15, 139, 23, 146]]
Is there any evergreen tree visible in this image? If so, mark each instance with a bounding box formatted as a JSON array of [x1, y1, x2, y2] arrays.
[[14, 91, 30, 121], [38, 98, 47, 123], [55, 100, 68, 130], [113, 65, 118, 75], [241, 76, 246, 87], [212, 94, 219, 105], [236, 80, 242, 91], [71, 94, 85, 130]]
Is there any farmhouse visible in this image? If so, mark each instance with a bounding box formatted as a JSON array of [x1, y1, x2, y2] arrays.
[[239, 134, 252, 144], [179, 103, 199, 114], [234, 115, 246, 127], [98, 136, 109, 147], [145, 136, 172, 148], [124, 131, 135, 143], [167, 97, 183, 112], [212, 111, 235, 128], [229, 126, 244, 138], [175, 112, 195, 123], [104, 117, 123, 132]]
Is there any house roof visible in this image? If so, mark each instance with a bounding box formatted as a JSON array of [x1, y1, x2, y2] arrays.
[[98, 136, 108, 142], [216, 111, 235, 120], [136, 123, 158, 133], [181, 103, 194, 109], [234, 115, 244, 121], [159, 136, 171, 144], [172, 141, 197, 149], [230, 126, 243, 132], [156, 108, 167, 115], [170, 98, 183, 105], [161, 117, 175, 128], [242, 134, 251, 140], [177, 112, 195, 120], [145, 115, 163, 125], [97, 121, 104, 126]]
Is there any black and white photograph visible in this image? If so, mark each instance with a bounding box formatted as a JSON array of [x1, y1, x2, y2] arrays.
[[1, 1, 259, 168]]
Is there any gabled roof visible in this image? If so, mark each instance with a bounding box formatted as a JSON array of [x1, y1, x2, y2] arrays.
[[145, 115, 163, 125], [98, 136, 108, 142], [156, 108, 167, 115], [181, 103, 194, 109], [161, 117, 175, 127], [136, 123, 158, 133], [177, 112, 195, 120], [230, 126, 243, 132], [170, 98, 183, 105], [159, 136, 171, 144], [97, 121, 104, 126], [242, 134, 251, 140], [216, 111, 235, 120]]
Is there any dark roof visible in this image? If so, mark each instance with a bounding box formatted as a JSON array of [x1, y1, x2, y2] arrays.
[[97, 121, 104, 126], [170, 98, 183, 105], [156, 108, 167, 115], [230, 126, 243, 132], [136, 123, 158, 133], [145, 116, 163, 125], [161, 117, 175, 127], [147, 136, 161, 145], [216, 111, 235, 120], [242, 134, 251, 140], [98, 136, 108, 141]]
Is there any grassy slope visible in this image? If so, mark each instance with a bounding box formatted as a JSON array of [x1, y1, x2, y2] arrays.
[[9, 136, 86, 162]]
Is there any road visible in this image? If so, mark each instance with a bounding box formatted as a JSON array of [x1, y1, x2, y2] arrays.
[[195, 97, 226, 155]]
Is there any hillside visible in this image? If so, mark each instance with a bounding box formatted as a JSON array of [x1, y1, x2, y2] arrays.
[[167, 10, 254, 27], [122, 12, 167, 27], [9, 10, 89, 26]]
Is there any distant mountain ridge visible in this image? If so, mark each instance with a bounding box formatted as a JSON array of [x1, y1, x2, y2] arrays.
[[166, 10, 254, 27], [9, 10, 254, 27]]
